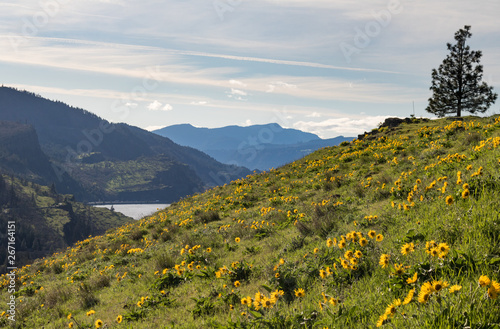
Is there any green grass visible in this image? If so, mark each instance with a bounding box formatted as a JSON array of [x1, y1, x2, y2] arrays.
[[1, 115, 500, 328]]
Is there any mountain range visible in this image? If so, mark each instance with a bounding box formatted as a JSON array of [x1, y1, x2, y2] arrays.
[[153, 123, 354, 170], [0, 86, 252, 202]]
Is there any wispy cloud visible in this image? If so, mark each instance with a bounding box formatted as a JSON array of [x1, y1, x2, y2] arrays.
[[0, 35, 402, 74], [125, 102, 138, 108], [266, 81, 297, 93], [230, 89, 247, 96], [190, 101, 208, 105], [306, 112, 322, 118], [229, 79, 247, 87]]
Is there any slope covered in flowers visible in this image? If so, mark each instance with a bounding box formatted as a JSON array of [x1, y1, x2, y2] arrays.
[[1, 116, 500, 328]]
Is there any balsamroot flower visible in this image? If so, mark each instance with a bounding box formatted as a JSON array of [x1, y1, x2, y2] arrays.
[[487, 281, 500, 299], [379, 254, 390, 268], [294, 288, 305, 298], [479, 275, 491, 287]]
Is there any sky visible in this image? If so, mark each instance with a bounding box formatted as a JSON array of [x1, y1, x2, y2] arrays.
[[1, 0, 499, 138]]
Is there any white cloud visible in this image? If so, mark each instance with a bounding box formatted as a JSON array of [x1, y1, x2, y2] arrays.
[[244, 119, 253, 126], [306, 112, 322, 118], [294, 116, 394, 137], [266, 81, 297, 93], [125, 102, 138, 108], [190, 101, 208, 105], [147, 100, 172, 111], [229, 79, 247, 87], [147, 100, 163, 111], [230, 88, 247, 96], [146, 101, 172, 111], [145, 125, 165, 131], [228, 95, 247, 101]]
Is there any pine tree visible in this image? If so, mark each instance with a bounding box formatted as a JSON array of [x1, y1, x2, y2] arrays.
[[426, 25, 497, 117]]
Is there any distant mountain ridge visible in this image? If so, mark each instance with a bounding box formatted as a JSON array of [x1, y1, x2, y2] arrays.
[[156, 123, 320, 150], [153, 123, 354, 170], [0, 86, 252, 202]]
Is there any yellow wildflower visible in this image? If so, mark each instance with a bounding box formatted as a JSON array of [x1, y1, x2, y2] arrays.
[[379, 254, 390, 268], [479, 275, 491, 287], [406, 272, 417, 284], [294, 288, 305, 298], [402, 289, 415, 305]]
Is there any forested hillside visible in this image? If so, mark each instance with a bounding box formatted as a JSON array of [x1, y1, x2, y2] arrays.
[[0, 174, 133, 274]]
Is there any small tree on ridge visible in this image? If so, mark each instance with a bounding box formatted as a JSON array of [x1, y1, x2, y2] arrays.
[[426, 25, 497, 117]]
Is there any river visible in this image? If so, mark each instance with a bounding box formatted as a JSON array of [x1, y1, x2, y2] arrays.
[[93, 203, 170, 220]]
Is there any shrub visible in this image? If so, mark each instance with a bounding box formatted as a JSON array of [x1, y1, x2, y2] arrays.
[[129, 228, 148, 241], [77, 282, 99, 309], [191, 296, 215, 318], [43, 286, 71, 308], [153, 252, 177, 271], [90, 274, 111, 290], [198, 210, 220, 224]]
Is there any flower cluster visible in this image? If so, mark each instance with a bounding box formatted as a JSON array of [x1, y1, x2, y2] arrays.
[[479, 275, 500, 299], [241, 289, 285, 310]]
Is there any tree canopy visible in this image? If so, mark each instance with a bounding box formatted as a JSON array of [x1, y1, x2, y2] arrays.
[[426, 25, 497, 117]]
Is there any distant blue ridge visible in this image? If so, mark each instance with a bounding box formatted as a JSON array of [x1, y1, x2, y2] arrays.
[[153, 123, 354, 171]]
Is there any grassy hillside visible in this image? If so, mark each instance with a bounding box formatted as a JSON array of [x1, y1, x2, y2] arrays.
[[1, 116, 499, 328]]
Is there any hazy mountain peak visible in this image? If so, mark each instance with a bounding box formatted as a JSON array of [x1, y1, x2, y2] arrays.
[[153, 123, 352, 170]]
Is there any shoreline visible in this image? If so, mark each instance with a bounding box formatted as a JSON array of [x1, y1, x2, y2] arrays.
[[87, 201, 166, 205]]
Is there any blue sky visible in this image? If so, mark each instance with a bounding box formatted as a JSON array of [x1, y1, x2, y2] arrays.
[[1, 0, 499, 138]]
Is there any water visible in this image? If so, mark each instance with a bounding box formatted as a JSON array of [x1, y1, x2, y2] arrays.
[[93, 204, 170, 220]]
